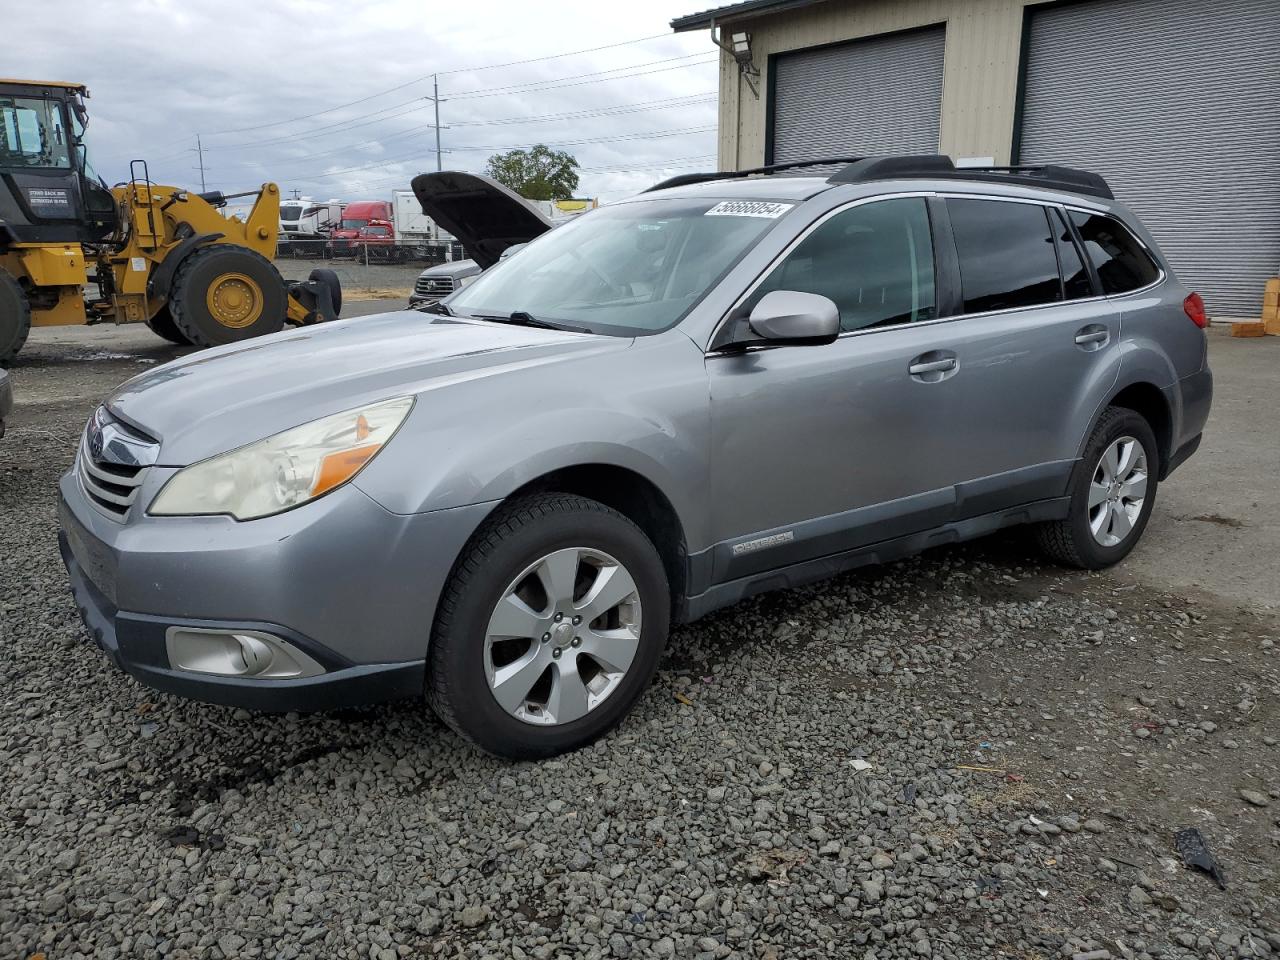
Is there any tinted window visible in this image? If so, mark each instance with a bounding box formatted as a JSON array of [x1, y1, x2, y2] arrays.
[[948, 199, 1061, 313], [365, 225, 391, 237], [751, 197, 935, 332], [1051, 208, 1094, 299], [1069, 211, 1160, 294]]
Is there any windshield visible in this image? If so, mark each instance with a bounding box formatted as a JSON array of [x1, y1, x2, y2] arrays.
[[280, 206, 303, 221], [447, 197, 791, 335], [341, 218, 367, 229], [0, 96, 71, 169]]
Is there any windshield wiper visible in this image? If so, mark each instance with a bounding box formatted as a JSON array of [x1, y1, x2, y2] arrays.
[[472, 310, 562, 331], [419, 300, 453, 316]]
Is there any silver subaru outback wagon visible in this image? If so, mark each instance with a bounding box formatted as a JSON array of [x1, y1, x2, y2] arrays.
[[59, 158, 1212, 759]]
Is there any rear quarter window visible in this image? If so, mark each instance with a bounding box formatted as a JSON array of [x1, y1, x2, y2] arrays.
[[1068, 211, 1160, 294]]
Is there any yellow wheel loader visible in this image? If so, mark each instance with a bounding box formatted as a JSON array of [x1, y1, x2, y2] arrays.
[[0, 79, 341, 365]]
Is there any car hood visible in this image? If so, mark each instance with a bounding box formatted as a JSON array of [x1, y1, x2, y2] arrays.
[[417, 259, 479, 280], [106, 311, 629, 466], [411, 171, 551, 269]]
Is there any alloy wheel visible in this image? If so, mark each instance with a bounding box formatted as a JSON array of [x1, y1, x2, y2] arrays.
[[1088, 435, 1149, 547], [484, 547, 642, 726]]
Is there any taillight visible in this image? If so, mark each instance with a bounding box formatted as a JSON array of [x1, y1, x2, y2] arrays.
[[1183, 292, 1207, 329]]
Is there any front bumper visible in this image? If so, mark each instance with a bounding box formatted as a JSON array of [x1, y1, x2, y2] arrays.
[[58, 471, 494, 711]]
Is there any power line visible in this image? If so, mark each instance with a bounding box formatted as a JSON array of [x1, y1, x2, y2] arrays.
[[203, 34, 689, 136], [270, 126, 717, 182], [447, 94, 716, 128], [202, 93, 717, 168], [452, 126, 716, 154], [449, 55, 717, 100], [436, 32, 673, 76], [200, 55, 713, 153]]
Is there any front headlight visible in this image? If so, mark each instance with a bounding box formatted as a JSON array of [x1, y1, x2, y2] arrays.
[[150, 397, 413, 520]]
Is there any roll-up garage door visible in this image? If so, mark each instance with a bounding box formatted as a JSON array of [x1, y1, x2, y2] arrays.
[[770, 26, 945, 166], [1018, 0, 1280, 317]]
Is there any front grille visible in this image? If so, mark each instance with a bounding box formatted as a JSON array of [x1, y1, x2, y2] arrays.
[[77, 410, 156, 520], [414, 276, 455, 300]]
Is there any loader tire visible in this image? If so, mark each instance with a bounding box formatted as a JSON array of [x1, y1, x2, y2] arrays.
[[0, 267, 32, 367], [169, 245, 287, 347], [308, 268, 342, 317], [145, 305, 192, 345]]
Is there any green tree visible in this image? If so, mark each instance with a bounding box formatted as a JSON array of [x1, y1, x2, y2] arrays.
[[484, 144, 580, 201]]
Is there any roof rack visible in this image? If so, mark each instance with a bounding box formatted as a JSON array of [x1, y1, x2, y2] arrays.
[[828, 155, 1114, 199], [644, 157, 866, 193], [643, 154, 1113, 200]]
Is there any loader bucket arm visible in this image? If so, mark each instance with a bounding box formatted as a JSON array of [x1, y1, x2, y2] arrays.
[[241, 183, 282, 260]]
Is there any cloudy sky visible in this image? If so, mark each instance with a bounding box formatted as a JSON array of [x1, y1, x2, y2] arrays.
[[8, 0, 721, 203]]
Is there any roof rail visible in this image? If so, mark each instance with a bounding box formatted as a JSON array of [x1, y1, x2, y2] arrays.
[[644, 156, 866, 193], [828, 155, 1114, 200]]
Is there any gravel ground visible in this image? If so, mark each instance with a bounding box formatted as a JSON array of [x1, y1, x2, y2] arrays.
[[1, 335, 1277, 960], [275, 257, 424, 295]]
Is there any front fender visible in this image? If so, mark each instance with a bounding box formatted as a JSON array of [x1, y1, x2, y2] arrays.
[[353, 333, 712, 548]]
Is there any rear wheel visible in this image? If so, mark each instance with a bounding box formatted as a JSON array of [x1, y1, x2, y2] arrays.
[[428, 493, 670, 760], [1036, 406, 1159, 569], [0, 267, 31, 366], [144, 304, 192, 345], [169, 245, 287, 347]]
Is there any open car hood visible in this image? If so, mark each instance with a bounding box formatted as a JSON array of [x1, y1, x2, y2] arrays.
[[410, 171, 552, 269]]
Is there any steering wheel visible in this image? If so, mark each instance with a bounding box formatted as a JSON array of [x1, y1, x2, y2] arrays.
[[569, 248, 627, 297]]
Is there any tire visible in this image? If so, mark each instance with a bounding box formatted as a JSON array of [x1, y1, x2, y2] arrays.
[[144, 304, 192, 345], [0, 267, 31, 367], [307, 267, 342, 317], [169, 244, 287, 347], [1036, 406, 1159, 569], [428, 493, 671, 760]]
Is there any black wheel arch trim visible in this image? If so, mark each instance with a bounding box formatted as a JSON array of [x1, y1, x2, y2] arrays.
[[146, 230, 225, 303], [1079, 375, 1179, 480]]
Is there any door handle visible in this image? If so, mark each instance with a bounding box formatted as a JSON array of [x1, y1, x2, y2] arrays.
[[1074, 330, 1109, 345], [908, 357, 957, 375]]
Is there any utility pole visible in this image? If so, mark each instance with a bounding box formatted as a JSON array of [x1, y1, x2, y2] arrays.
[[433, 75, 442, 172], [194, 134, 207, 192]]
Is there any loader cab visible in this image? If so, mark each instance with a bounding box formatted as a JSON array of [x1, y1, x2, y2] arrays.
[[0, 79, 116, 246]]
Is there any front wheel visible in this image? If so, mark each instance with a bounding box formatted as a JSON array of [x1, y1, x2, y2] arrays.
[[428, 494, 670, 760], [0, 267, 32, 366], [1036, 406, 1159, 569], [169, 245, 287, 347]]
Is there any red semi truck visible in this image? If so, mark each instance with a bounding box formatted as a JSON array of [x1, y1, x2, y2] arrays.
[[327, 199, 400, 261]]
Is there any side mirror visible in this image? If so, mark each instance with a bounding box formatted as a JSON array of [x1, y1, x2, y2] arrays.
[[747, 290, 840, 344]]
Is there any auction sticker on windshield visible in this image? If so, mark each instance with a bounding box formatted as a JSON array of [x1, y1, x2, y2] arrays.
[[704, 200, 793, 219]]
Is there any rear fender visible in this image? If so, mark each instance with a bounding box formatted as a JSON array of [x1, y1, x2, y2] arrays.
[[145, 228, 223, 304], [1073, 343, 1178, 473]]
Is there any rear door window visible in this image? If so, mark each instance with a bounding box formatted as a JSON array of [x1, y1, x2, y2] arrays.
[[947, 198, 1061, 313], [1068, 211, 1160, 294]]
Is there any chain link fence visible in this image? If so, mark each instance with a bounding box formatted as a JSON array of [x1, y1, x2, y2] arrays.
[[272, 239, 438, 295]]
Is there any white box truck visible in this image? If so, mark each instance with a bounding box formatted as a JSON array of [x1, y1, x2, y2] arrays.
[[392, 189, 451, 262]]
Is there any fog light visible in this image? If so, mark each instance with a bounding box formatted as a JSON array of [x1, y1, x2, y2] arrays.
[[165, 628, 324, 679]]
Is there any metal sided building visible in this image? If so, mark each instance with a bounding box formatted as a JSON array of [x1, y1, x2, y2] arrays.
[[671, 0, 1280, 318]]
